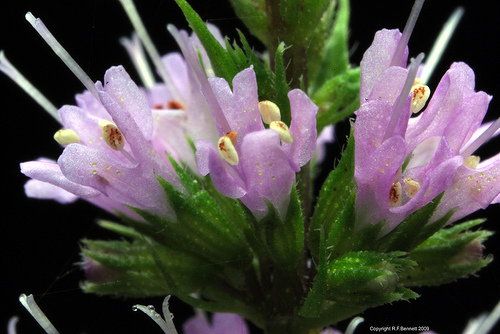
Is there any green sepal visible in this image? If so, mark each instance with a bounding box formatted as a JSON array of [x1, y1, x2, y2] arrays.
[[376, 193, 455, 252], [156, 164, 253, 268], [308, 0, 351, 95], [273, 42, 292, 125], [227, 0, 269, 46], [309, 126, 356, 257], [401, 219, 494, 287], [299, 227, 327, 318], [313, 67, 361, 132], [172, 0, 239, 84], [325, 251, 418, 307], [242, 184, 304, 269], [80, 238, 215, 297]]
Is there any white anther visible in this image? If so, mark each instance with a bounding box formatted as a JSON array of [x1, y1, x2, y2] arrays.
[[101, 123, 125, 151], [410, 82, 431, 114], [258, 100, 281, 124], [270, 121, 294, 143], [404, 177, 421, 198], [389, 182, 402, 207], [218, 131, 239, 165], [465, 155, 480, 168], [54, 129, 80, 145]]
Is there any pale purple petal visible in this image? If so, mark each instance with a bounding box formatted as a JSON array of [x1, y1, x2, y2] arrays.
[[282, 89, 318, 167], [316, 125, 335, 164], [24, 179, 78, 204], [20, 159, 101, 199], [434, 153, 500, 224], [406, 62, 478, 152], [195, 140, 246, 198], [366, 66, 409, 105], [239, 129, 296, 218], [100, 66, 154, 140], [183, 313, 249, 334], [360, 29, 408, 102], [58, 144, 169, 216], [75, 90, 109, 119], [209, 67, 263, 138]]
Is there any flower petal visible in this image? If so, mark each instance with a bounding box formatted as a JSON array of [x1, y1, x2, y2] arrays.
[[282, 89, 318, 167]]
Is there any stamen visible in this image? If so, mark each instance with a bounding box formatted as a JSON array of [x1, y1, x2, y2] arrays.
[[384, 53, 424, 141], [270, 121, 294, 143], [404, 177, 421, 198], [465, 155, 480, 168], [218, 131, 239, 165], [258, 100, 281, 124], [100, 120, 136, 163], [420, 7, 464, 83], [410, 81, 431, 113], [0, 51, 60, 123], [132, 296, 179, 334], [345, 317, 365, 334], [389, 182, 402, 207], [390, 0, 425, 67], [120, 33, 156, 89], [25, 12, 100, 101], [19, 294, 60, 334], [118, 0, 182, 102], [461, 117, 500, 159], [54, 129, 80, 145]]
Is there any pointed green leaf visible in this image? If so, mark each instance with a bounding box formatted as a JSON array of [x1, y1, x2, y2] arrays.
[[313, 67, 360, 132], [309, 0, 351, 95], [309, 127, 356, 256]]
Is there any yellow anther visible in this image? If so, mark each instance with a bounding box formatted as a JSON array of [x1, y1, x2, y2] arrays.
[[258, 100, 281, 124], [270, 121, 294, 143], [102, 123, 125, 151], [410, 82, 431, 114], [218, 131, 239, 165], [54, 129, 80, 145], [389, 182, 402, 207], [465, 155, 480, 168], [98, 119, 114, 130], [404, 177, 421, 198]]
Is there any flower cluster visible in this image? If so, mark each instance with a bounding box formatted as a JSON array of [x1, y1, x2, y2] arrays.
[[2, 0, 500, 333]]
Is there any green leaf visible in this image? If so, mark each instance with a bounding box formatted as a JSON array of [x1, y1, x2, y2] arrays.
[[173, 0, 239, 84], [313, 67, 360, 132], [325, 251, 418, 307], [308, 0, 351, 95], [309, 126, 356, 256], [401, 219, 494, 287], [299, 227, 327, 318], [227, 0, 269, 45]]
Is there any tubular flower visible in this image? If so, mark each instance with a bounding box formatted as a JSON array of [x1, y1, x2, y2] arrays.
[[169, 26, 318, 219], [20, 66, 182, 219], [354, 19, 499, 233]]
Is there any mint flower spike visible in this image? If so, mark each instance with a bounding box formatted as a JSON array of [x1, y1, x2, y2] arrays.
[[169, 25, 318, 218], [355, 0, 499, 233], [18, 294, 60, 334], [133, 296, 179, 334]]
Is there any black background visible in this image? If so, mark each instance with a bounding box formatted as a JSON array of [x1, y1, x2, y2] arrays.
[[1, 1, 500, 333]]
